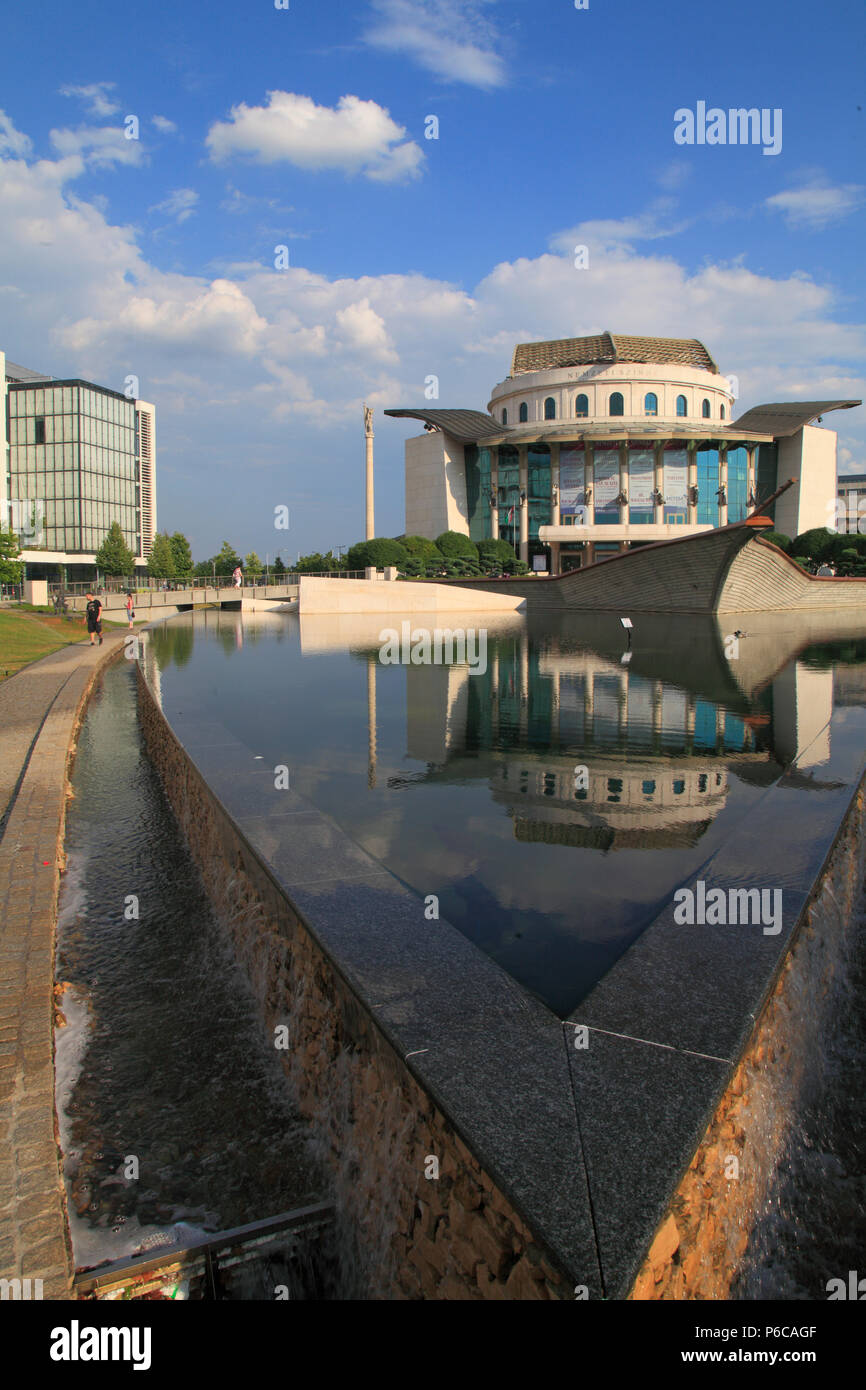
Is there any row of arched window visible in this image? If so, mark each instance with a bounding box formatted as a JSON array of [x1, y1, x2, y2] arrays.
[[502, 395, 726, 425]]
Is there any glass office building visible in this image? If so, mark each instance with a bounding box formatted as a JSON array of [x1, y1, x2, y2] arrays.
[[2, 351, 156, 579]]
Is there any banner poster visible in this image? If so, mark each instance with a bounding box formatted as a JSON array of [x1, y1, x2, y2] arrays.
[[593, 449, 620, 511], [559, 445, 585, 516], [663, 447, 689, 509], [628, 449, 654, 509]]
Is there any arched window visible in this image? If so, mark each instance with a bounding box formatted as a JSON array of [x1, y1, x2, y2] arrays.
[[609, 392, 624, 417], [544, 397, 556, 420], [575, 393, 589, 417], [702, 399, 711, 419], [502, 408, 507, 425], [644, 392, 658, 417], [676, 395, 687, 417], [519, 402, 528, 423], [720, 404, 726, 420]]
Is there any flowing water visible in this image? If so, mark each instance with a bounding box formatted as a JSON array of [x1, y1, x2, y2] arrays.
[[55, 658, 325, 1287]]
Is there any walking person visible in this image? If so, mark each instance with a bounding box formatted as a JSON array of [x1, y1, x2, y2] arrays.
[[85, 591, 103, 646], [125, 591, 135, 630], [232, 565, 243, 590]]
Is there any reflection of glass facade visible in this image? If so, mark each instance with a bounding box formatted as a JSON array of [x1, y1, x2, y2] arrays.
[[7, 381, 139, 555]]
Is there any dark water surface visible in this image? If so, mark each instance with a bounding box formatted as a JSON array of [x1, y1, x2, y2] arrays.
[[55, 658, 322, 1276]]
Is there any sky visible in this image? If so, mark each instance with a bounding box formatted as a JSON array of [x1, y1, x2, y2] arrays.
[[1, 0, 864, 563]]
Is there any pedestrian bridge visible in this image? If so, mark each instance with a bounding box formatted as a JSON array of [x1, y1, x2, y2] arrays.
[[67, 583, 299, 615]]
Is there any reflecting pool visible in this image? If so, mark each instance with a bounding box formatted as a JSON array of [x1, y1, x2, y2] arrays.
[[146, 607, 866, 1017]]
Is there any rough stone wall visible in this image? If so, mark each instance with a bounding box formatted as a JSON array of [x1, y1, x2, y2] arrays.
[[135, 669, 571, 1300], [718, 539, 866, 612], [629, 785, 866, 1299]]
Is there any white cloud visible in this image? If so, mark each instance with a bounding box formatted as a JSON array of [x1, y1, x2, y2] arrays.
[[764, 182, 865, 229], [205, 91, 423, 182], [152, 115, 177, 134], [0, 109, 33, 158], [59, 82, 120, 118], [149, 188, 199, 223], [49, 124, 144, 168], [0, 127, 863, 554], [364, 0, 507, 89]]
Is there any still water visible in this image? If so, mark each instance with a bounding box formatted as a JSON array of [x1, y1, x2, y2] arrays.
[[148, 606, 866, 1017]]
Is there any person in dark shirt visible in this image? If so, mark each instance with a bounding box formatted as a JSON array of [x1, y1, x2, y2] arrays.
[[85, 592, 103, 646]]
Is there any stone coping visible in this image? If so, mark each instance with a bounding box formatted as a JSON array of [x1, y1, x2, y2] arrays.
[[0, 635, 128, 1298], [139, 642, 866, 1299]]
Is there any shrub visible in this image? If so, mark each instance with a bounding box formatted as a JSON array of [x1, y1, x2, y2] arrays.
[[401, 535, 443, 560], [435, 530, 477, 559], [345, 537, 408, 570], [760, 530, 790, 552], [789, 528, 836, 563]]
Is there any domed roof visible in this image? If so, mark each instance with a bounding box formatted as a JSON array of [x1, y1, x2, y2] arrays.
[[510, 332, 718, 376]]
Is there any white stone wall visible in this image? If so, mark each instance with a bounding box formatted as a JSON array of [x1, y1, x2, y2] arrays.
[[774, 425, 837, 538], [487, 362, 734, 427], [405, 430, 469, 539]]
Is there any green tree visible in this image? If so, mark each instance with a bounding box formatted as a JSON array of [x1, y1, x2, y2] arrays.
[[0, 527, 23, 584], [95, 521, 135, 577], [345, 537, 408, 570], [244, 551, 263, 581], [169, 532, 193, 578], [476, 538, 519, 572], [147, 531, 175, 579], [272, 554, 286, 577], [435, 530, 476, 559], [213, 541, 242, 578]]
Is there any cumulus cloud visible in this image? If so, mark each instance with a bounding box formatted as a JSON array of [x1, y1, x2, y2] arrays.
[[1, 127, 863, 552], [363, 0, 507, 89], [59, 82, 120, 118], [49, 123, 144, 168], [149, 188, 199, 223], [205, 91, 423, 182], [765, 181, 865, 230], [152, 115, 177, 134], [0, 109, 32, 158]]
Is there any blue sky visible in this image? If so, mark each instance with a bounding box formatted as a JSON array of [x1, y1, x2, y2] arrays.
[[1, 0, 864, 561]]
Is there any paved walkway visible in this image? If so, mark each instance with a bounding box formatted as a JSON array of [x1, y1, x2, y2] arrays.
[[0, 634, 127, 1298]]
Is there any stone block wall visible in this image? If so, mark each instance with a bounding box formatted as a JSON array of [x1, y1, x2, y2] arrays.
[[135, 667, 571, 1300]]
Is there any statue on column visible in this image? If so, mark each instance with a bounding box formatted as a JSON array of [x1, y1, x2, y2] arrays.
[[364, 404, 374, 437]]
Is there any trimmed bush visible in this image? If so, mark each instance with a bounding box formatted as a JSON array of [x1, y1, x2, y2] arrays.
[[401, 535, 443, 560], [345, 537, 408, 570], [760, 530, 790, 552], [789, 528, 837, 563], [435, 530, 477, 559]]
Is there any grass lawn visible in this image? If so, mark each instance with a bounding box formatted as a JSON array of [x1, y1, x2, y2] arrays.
[[0, 606, 130, 681]]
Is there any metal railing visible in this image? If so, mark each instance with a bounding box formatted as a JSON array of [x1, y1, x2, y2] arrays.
[[46, 571, 367, 599]]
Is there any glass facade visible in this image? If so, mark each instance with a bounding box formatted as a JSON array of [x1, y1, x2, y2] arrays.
[[696, 447, 720, 525], [497, 446, 520, 549], [6, 381, 138, 556], [528, 445, 551, 540], [727, 447, 749, 522], [465, 444, 491, 542]]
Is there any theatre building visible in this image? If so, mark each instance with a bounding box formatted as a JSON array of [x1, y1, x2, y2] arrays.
[[386, 333, 858, 574]]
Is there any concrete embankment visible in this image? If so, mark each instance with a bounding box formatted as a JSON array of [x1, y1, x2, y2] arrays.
[[0, 635, 127, 1298]]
